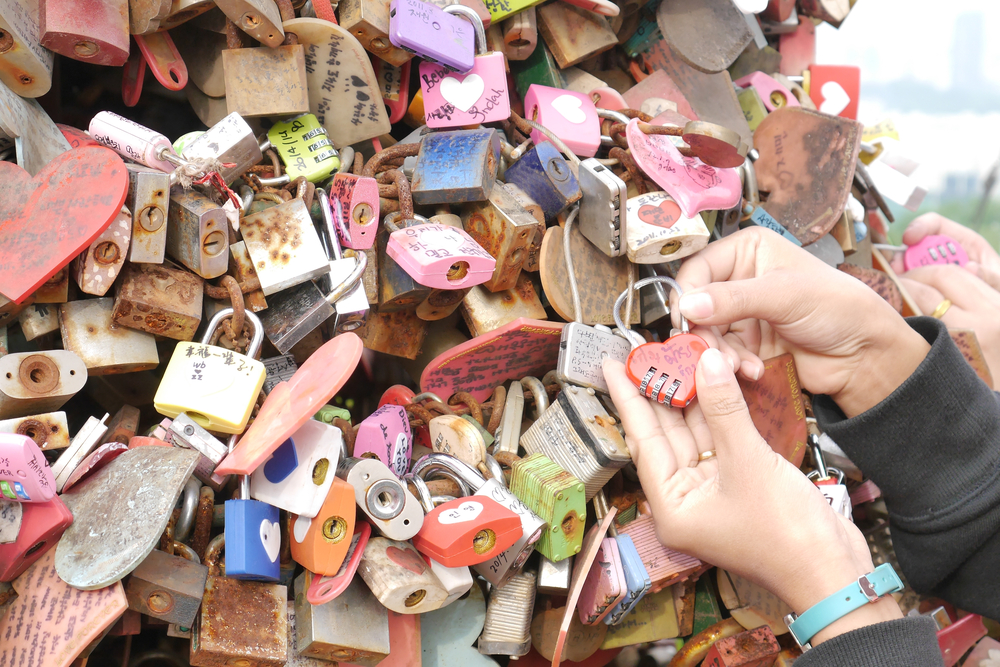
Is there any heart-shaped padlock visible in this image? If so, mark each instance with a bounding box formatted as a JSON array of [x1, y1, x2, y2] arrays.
[[614, 276, 709, 408]]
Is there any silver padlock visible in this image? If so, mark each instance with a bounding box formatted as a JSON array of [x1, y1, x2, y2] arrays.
[[169, 413, 231, 491], [318, 188, 369, 333], [126, 163, 170, 264], [336, 457, 423, 541], [240, 198, 331, 296], [578, 158, 628, 258], [181, 112, 263, 185], [293, 570, 390, 665], [478, 568, 537, 657], [555, 322, 631, 395]]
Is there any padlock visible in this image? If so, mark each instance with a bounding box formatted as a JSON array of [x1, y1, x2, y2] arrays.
[[459, 181, 539, 292], [260, 114, 341, 184], [412, 453, 545, 587], [89, 110, 182, 173], [624, 191, 711, 263], [411, 492, 522, 567], [250, 418, 344, 518], [289, 476, 357, 576], [337, 456, 424, 540], [613, 276, 709, 408], [59, 298, 160, 375], [460, 273, 547, 337], [125, 546, 209, 626], [903, 234, 968, 270], [154, 307, 266, 434], [355, 404, 412, 477], [0, 493, 72, 581], [478, 567, 537, 656], [168, 413, 230, 491], [226, 438, 282, 582], [737, 86, 769, 132], [39, 0, 129, 66], [0, 433, 56, 502], [537, 554, 572, 594], [524, 84, 601, 158], [389, 0, 475, 72], [0, 0, 54, 98], [0, 351, 86, 419], [413, 213, 475, 321], [594, 491, 651, 625], [376, 211, 432, 313], [411, 127, 501, 205], [112, 262, 204, 341], [190, 534, 288, 667], [509, 452, 585, 562], [293, 570, 391, 665], [50, 414, 108, 492], [737, 157, 799, 247], [578, 535, 628, 625], [510, 38, 562, 99], [180, 111, 264, 185], [357, 536, 450, 613], [807, 433, 851, 520], [520, 384, 631, 500], [555, 322, 632, 395], [429, 414, 486, 467], [501, 5, 536, 60], [339, 0, 413, 66], [504, 142, 582, 222], [702, 625, 780, 667], [386, 219, 497, 290], [68, 203, 130, 296], [317, 188, 370, 333], [329, 172, 380, 250], [0, 411, 70, 451], [214, 0, 284, 47], [734, 71, 800, 112], [166, 189, 230, 280], [261, 355, 297, 395], [125, 164, 170, 264], [577, 157, 629, 257], [618, 508, 701, 592], [226, 243, 268, 315], [240, 197, 331, 296], [419, 5, 510, 129], [16, 303, 58, 341], [128, 0, 174, 34]]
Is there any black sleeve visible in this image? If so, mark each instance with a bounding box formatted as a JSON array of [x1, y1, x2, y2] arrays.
[[812, 317, 1000, 619], [795, 617, 944, 667]]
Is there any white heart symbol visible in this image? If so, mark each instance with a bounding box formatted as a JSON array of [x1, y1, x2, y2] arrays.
[[819, 81, 850, 116], [293, 514, 312, 544], [259, 519, 280, 562], [437, 500, 483, 524], [440, 74, 484, 113], [731, 0, 766, 12], [551, 94, 587, 124]]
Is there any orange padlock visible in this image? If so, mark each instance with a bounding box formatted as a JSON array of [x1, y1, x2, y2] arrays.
[[290, 476, 357, 576], [411, 496, 522, 568]]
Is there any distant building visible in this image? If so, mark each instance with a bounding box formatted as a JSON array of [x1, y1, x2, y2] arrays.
[[942, 173, 980, 201], [952, 13, 985, 92]]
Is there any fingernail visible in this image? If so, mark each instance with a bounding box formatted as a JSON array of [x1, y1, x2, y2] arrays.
[[727, 355, 735, 372], [741, 360, 761, 381], [680, 292, 713, 320], [967, 261, 980, 273], [699, 348, 731, 386]]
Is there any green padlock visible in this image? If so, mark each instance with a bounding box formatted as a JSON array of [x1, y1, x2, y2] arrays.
[[264, 113, 340, 183], [737, 87, 769, 132], [509, 453, 585, 562], [314, 404, 352, 425], [510, 42, 564, 101]]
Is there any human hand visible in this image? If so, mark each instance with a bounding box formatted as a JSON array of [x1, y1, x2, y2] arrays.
[[891, 213, 1000, 291], [675, 227, 930, 418], [603, 349, 901, 644]]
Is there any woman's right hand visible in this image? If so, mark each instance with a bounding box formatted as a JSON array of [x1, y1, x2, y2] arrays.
[[891, 213, 1000, 291]]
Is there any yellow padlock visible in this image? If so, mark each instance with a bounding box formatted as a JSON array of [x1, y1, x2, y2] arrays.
[[153, 308, 266, 434]]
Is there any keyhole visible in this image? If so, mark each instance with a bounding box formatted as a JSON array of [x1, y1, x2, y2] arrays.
[[322, 516, 347, 543], [660, 240, 682, 256], [472, 529, 497, 554], [202, 230, 226, 257], [74, 41, 98, 57], [547, 157, 569, 182], [311, 458, 329, 486], [769, 90, 787, 109], [353, 203, 374, 226], [447, 262, 469, 283], [509, 38, 529, 47], [93, 241, 120, 265], [404, 589, 426, 607], [0, 30, 12, 54], [146, 591, 175, 614], [561, 514, 576, 535], [240, 12, 261, 29], [139, 206, 164, 232]]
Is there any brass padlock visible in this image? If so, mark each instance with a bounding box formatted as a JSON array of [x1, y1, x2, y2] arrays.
[[112, 262, 204, 341], [125, 546, 209, 627], [59, 298, 160, 375], [461, 182, 540, 293]]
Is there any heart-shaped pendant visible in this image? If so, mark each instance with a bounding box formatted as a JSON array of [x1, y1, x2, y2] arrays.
[[0, 146, 128, 303], [625, 333, 709, 407]]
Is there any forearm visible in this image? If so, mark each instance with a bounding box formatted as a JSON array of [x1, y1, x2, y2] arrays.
[[796, 617, 944, 667]]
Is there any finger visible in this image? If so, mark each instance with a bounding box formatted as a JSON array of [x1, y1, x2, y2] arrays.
[[903, 265, 1000, 310], [966, 261, 1000, 294], [653, 395, 702, 469], [712, 327, 743, 374], [897, 277, 945, 316], [903, 214, 1000, 269], [682, 399, 715, 457], [677, 227, 795, 294], [678, 272, 821, 329]]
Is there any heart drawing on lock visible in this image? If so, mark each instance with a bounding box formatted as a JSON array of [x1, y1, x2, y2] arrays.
[[259, 519, 281, 562], [819, 81, 850, 116], [440, 74, 484, 113], [437, 501, 483, 524], [637, 199, 682, 229], [624, 333, 709, 408], [551, 94, 587, 124], [0, 146, 128, 303], [385, 545, 428, 575]]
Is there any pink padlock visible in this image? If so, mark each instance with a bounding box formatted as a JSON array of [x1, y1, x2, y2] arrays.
[[0, 434, 56, 503], [578, 537, 628, 625], [354, 405, 413, 478], [88, 111, 179, 174], [386, 223, 496, 290], [420, 6, 509, 129], [903, 234, 968, 271], [329, 173, 380, 250], [733, 72, 800, 112], [523, 84, 601, 158]]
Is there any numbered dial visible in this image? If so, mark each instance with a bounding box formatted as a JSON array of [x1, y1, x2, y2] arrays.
[[624, 333, 709, 408]]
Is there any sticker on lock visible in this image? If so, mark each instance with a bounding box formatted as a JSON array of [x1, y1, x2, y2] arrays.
[[412, 496, 522, 567]]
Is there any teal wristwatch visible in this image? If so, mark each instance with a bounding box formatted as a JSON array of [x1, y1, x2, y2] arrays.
[[784, 563, 904, 650]]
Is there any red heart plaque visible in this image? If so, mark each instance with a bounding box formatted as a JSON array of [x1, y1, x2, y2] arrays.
[[625, 333, 709, 408], [637, 199, 682, 228], [0, 147, 129, 303]]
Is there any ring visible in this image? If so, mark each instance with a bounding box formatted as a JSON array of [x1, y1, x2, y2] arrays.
[[696, 450, 717, 465], [931, 299, 952, 319]]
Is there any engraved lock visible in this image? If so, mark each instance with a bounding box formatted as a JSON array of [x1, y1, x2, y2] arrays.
[[523, 84, 601, 158], [226, 435, 282, 582], [478, 568, 537, 656], [415, 212, 474, 321], [807, 433, 852, 520], [520, 384, 631, 500], [594, 491, 651, 626], [357, 536, 450, 614], [460, 181, 539, 292], [0, 493, 73, 582], [389, 0, 476, 72], [386, 219, 498, 291], [0, 411, 70, 452], [355, 404, 412, 478], [70, 206, 131, 297], [410, 127, 501, 206], [190, 534, 288, 667], [0, 0, 55, 98], [166, 189, 230, 279], [903, 234, 968, 271], [504, 141, 582, 222], [329, 171, 380, 250], [509, 452, 585, 562], [429, 414, 486, 468], [250, 419, 344, 518], [317, 188, 370, 333], [262, 354, 297, 394], [419, 5, 510, 129], [154, 307, 266, 434], [412, 453, 545, 588], [125, 163, 170, 263], [337, 456, 424, 540], [411, 492, 522, 568], [180, 112, 264, 185], [89, 111, 182, 173], [339, 0, 414, 66], [293, 570, 391, 666], [50, 414, 108, 493], [214, 0, 284, 47], [240, 197, 331, 296], [39, 0, 130, 66], [624, 190, 711, 263], [0, 433, 56, 502], [578, 157, 629, 257], [555, 322, 632, 395], [406, 474, 475, 606], [260, 114, 341, 185], [59, 298, 160, 375], [578, 536, 627, 625], [290, 475, 357, 576], [0, 350, 87, 419], [614, 276, 709, 409], [112, 262, 204, 341], [125, 547, 209, 627]]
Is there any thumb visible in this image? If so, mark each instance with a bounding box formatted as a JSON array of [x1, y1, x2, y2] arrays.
[[695, 348, 771, 472]]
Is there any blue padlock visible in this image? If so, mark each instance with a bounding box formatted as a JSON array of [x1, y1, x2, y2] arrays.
[[224, 436, 281, 582], [410, 128, 501, 206], [604, 533, 653, 624], [504, 142, 582, 222]]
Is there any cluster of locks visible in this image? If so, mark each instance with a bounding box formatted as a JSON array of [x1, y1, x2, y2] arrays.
[[0, 0, 994, 665]]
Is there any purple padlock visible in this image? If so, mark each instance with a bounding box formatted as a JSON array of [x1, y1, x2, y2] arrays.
[[388, 0, 475, 73], [0, 434, 56, 503], [386, 223, 496, 289], [903, 234, 969, 271], [354, 405, 413, 477]]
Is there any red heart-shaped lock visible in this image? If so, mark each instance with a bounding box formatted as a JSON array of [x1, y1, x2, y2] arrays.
[[638, 199, 682, 228], [625, 333, 709, 408], [0, 146, 129, 303]]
